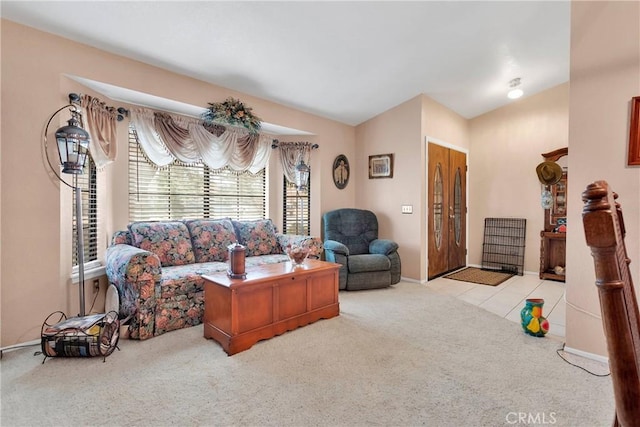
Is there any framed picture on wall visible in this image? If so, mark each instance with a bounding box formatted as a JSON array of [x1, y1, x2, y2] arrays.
[[332, 154, 350, 189], [368, 153, 394, 179], [628, 96, 640, 166]]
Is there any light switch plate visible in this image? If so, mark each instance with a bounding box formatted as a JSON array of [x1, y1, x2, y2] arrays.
[[401, 205, 413, 214]]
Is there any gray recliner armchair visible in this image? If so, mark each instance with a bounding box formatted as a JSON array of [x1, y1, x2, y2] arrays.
[[322, 208, 401, 290]]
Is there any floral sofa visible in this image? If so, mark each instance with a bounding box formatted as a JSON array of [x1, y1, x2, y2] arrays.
[[105, 218, 322, 340]]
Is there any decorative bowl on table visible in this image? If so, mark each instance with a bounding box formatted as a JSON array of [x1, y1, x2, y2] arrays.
[[286, 244, 310, 266]]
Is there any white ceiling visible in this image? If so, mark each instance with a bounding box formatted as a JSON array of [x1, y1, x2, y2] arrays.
[[1, 1, 571, 126]]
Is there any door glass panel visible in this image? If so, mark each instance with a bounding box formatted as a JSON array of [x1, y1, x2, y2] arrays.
[[434, 164, 443, 250], [454, 167, 462, 245]]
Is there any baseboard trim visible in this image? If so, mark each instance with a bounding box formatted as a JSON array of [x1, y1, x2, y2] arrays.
[[0, 339, 40, 358], [563, 345, 609, 364], [400, 276, 421, 284]]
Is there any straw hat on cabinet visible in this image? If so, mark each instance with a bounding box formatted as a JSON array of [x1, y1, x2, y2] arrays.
[[536, 161, 563, 185]]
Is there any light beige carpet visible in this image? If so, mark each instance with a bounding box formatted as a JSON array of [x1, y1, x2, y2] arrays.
[[0, 282, 613, 426]]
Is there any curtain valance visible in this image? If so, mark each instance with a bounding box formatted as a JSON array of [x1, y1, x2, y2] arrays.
[[130, 107, 271, 174], [277, 141, 315, 184], [81, 94, 119, 169]]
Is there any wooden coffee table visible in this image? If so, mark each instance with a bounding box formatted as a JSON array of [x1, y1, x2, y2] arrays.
[[202, 259, 340, 355]]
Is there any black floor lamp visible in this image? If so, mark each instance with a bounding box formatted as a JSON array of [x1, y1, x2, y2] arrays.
[[44, 93, 91, 317], [39, 94, 122, 362]]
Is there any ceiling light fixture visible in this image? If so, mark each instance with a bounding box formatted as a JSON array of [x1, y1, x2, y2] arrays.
[[508, 78, 523, 99]]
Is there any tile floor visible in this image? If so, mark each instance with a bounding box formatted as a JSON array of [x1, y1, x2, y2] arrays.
[[425, 270, 566, 340]]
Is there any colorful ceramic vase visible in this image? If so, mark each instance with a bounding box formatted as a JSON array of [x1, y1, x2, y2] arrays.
[[520, 298, 549, 337]]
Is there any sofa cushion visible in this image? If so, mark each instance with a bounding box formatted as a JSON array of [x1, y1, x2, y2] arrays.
[[129, 221, 195, 267], [232, 219, 279, 257], [185, 218, 237, 263], [348, 253, 391, 274], [245, 253, 290, 267]]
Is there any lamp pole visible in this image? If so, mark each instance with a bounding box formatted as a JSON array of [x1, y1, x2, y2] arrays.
[[74, 183, 86, 317]]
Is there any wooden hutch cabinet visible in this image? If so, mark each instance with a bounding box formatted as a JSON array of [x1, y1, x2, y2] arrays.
[[539, 148, 567, 282]]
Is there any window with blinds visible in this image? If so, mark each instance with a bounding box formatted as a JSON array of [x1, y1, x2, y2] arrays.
[[283, 178, 310, 235], [72, 156, 98, 266], [128, 125, 266, 222]]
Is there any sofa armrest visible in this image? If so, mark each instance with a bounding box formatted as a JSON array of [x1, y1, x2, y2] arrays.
[[323, 240, 348, 290], [369, 239, 399, 255], [276, 234, 324, 258], [105, 244, 162, 340], [323, 239, 349, 256]]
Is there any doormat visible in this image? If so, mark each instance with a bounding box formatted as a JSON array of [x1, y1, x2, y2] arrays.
[[443, 267, 514, 286]]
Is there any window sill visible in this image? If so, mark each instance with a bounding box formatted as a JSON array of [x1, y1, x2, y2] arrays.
[[71, 264, 106, 284]]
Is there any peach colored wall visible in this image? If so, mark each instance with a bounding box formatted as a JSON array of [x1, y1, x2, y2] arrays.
[[565, 1, 640, 357], [468, 84, 570, 273], [355, 96, 423, 280], [422, 96, 470, 153], [354, 95, 469, 282], [0, 20, 355, 347]]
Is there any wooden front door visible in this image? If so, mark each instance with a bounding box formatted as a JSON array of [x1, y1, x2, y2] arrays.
[[428, 143, 467, 279]]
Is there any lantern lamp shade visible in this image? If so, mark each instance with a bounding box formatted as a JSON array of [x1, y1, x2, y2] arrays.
[[295, 160, 310, 191], [55, 117, 90, 174]]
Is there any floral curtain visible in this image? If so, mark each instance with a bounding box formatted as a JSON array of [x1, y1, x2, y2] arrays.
[[81, 94, 119, 169], [130, 107, 271, 173], [277, 141, 314, 184]]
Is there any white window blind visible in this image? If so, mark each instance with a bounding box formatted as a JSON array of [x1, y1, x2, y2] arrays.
[[283, 178, 310, 235], [72, 156, 98, 266], [128, 125, 266, 222]]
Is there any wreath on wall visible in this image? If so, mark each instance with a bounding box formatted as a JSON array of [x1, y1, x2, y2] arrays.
[[202, 97, 262, 134]]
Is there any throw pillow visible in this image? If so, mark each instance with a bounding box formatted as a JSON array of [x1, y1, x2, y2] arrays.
[[232, 219, 278, 257], [129, 221, 195, 267], [185, 218, 237, 263]]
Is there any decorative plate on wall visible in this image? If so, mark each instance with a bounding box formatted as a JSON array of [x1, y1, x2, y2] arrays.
[[332, 154, 350, 189]]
